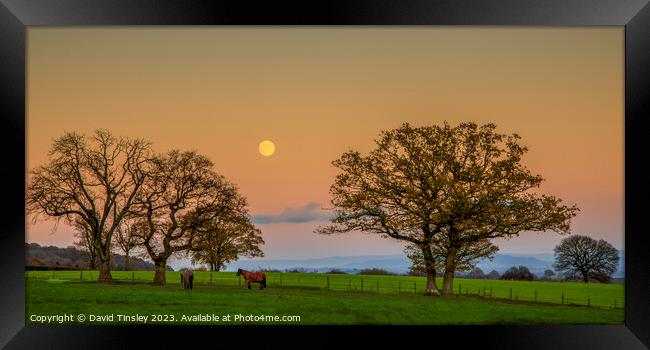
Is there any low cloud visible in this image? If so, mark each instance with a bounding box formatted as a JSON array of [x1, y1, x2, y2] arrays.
[[252, 202, 332, 224]]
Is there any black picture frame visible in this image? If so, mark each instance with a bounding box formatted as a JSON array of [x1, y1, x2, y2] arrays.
[[1, 0, 648, 349]]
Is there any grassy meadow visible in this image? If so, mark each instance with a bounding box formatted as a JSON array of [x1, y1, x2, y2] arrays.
[[26, 270, 624, 325]]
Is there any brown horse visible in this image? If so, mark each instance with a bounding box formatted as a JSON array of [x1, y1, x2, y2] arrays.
[[180, 269, 194, 290], [236, 269, 266, 290]]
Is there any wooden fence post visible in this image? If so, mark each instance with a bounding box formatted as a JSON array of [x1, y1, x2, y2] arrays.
[[534, 290, 537, 302], [483, 287, 486, 296], [376, 280, 379, 293], [458, 283, 461, 295], [238, 276, 241, 286], [132, 272, 134, 281], [587, 297, 591, 307], [80, 270, 83, 280], [327, 276, 330, 290], [361, 278, 364, 292], [348, 279, 351, 292], [561, 292, 564, 304], [279, 273, 283, 287], [509, 288, 512, 300], [414, 281, 416, 293]]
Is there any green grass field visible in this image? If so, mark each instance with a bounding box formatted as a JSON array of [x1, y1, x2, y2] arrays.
[[25, 270, 624, 325], [27, 270, 624, 308]]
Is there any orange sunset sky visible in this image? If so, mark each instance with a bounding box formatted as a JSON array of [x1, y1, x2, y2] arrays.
[[26, 27, 624, 259]]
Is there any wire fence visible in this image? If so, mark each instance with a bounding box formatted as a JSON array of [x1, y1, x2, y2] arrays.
[[26, 270, 624, 310]]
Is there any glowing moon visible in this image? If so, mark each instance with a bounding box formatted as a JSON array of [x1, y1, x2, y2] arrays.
[[258, 140, 276, 156]]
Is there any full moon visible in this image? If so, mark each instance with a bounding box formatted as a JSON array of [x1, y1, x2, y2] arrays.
[[258, 140, 276, 156]]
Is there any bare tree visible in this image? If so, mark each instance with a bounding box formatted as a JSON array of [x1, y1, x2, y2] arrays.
[[71, 217, 97, 269], [26, 130, 152, 281], [113, 218, 141, 270], [131, 150, 246, 285], [189, 214, 264, 271], [553, 235, 619, 283], [317, 122, 578, 295]]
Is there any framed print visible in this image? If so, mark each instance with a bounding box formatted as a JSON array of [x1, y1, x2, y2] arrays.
[[1, 0, 649, 349]]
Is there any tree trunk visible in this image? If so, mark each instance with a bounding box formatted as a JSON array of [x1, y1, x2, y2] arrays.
[[421, 245, 441, 296], [153, 260, 167, 285], [89, 249, 97, 269], [442, 247, 457, 295], [98, 257, 112, 282], [124, 251, 130, 271]]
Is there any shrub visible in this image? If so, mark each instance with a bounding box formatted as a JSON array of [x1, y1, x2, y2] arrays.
[[358, 268, 395, 275], [259, 268, 281, 272], [406, 270, 426, 277]]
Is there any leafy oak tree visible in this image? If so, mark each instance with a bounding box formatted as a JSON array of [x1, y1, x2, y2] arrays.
[[317, 122, 578, 295], [189, 205, 264, 271], [131, 150, 248, 285], [553, 235, 619, 283], [26, 130, 152, 281]]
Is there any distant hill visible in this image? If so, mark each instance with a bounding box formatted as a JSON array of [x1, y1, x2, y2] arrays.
[[225, 251, 625, 277], [25, 243, 172, 271]]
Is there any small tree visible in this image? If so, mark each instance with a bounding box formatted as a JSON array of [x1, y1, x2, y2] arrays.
[[113, 218, 141, 271], [541, 269, 556, 281], [72, 218, 97, 269], [465, 267, 486, 279], [553, 235, 619, 283], [487, 270, 501, 280], [189, 214, 264, 272], [501, 266, 535, 281]]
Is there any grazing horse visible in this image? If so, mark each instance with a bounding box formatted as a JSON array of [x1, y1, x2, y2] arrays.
[[180, 269, 194, 290], [236, 269, 266, 290]]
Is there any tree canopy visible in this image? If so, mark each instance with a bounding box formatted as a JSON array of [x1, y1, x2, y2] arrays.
[[26, 130, 153, 281], [131, 150, 250, 285], [318, 122, 578, 295], [189, 206, 265, 271], [553, 235, 619, 283], [27, 130, 264, 284]]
